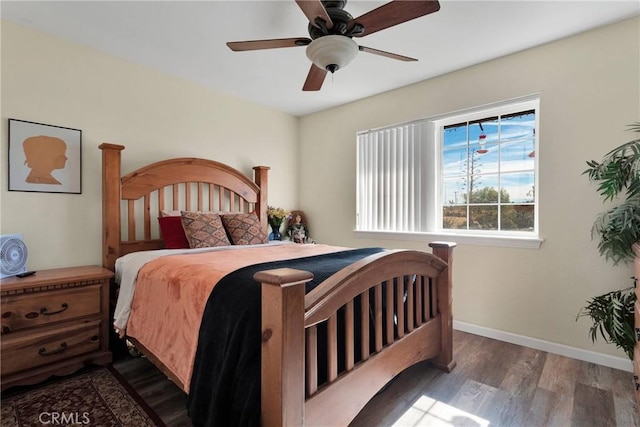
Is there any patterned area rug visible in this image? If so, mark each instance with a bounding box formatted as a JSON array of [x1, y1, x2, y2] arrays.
[[1, 366, 165, 427]]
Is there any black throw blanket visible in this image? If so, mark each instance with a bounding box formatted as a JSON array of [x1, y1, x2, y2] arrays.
[[187, 247, 384, 427]]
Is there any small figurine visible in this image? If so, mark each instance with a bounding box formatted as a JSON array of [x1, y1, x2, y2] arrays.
[[286, 210, 315, 244]]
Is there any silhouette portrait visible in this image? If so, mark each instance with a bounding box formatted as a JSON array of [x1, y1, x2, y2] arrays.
[[22, 135, 68, 185], [9, 119, 82, 193]]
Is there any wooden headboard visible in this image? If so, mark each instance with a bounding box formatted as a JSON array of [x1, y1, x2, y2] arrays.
[[99, 143, 269, 271]]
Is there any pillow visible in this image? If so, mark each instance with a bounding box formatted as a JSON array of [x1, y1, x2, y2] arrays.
[[220, 213, 268, 245], [160, 210, 182, 218], [158, 216, 190, 249], [180, 211, 231, 248], [162, 210, 231, 217]]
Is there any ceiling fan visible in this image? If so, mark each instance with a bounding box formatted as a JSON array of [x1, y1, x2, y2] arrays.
[[227, 0, 441, 91]]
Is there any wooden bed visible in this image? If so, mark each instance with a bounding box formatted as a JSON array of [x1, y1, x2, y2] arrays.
[[100, 143, 456, 427]]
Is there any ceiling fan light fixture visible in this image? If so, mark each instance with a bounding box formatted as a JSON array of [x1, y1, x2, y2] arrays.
[[305, 35, 358, 73]]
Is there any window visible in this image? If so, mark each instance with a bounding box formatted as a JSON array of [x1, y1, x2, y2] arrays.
[[356, 96, 541, 248], [356, 120, 431, 233]]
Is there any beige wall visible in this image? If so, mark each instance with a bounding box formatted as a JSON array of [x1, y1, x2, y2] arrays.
[[2, 17, 638, 361], [0, 21, 299, 269], [298, 17, 640, 359]]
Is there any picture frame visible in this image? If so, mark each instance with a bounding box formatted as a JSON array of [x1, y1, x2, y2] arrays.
[[8, 119, 82, 194]]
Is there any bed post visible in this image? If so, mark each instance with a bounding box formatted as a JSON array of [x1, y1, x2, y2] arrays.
[[99, 143, 125, 272], [428, 241, 457, 372], [254, 268, 313, 427], [253, 166, 270, 234]]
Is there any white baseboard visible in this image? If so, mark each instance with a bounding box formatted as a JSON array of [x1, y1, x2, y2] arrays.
[[453, 320, 633, 373]]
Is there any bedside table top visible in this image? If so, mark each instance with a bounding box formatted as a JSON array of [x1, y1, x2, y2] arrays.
[[0, 266, 114, 293]]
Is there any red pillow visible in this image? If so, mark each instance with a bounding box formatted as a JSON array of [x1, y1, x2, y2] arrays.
[[158, 216, 190, 249]]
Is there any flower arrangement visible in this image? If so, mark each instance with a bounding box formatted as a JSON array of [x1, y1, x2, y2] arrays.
[[267, 206, 289, 227]]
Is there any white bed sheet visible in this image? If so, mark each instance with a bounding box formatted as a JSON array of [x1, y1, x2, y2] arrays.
[[113, 241, 291, 335]]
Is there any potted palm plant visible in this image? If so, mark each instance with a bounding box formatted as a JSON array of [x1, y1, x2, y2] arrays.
[[577, 123, 640, 360]]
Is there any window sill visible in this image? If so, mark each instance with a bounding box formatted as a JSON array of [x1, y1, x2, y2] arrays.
[[353, 230, 543, 249]]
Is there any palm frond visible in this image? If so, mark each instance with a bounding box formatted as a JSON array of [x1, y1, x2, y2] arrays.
[[591, 195, 640, 264], [584, 122, 640, 264], [577, 286, 636, 360], [583, 136, 640, 201]]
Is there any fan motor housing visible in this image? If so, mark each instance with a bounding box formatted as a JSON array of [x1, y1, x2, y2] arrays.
[[321, 0, 347, 10], [308, 4, 361, 39]]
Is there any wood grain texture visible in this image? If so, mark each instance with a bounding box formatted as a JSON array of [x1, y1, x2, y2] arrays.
[[99, 144, 269, 271], [100, 145, 455, 426], [259, 271, 309, 427], [113, 330, 640, 426], [112, 356, 191, 427], [351, 331, 639, 427], [1, 266, 113, 390], [1, 285, 100, 332], [2, 320, 101, 376]]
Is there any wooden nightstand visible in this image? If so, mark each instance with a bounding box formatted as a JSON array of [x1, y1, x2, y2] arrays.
[[0, 266, 113, 390]]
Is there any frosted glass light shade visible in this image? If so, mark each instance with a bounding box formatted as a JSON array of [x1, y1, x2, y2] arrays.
[[305, 35, 358, 73]]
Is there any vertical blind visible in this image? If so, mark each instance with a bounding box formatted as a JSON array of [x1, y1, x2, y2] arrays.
[[356, 121, 429, 232]]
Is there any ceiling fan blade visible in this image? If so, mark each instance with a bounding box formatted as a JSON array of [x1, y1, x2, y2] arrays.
[[349, 0, 440, 37], [227, 37, 311, 51], [302, 64, 328, 91], [359, 45, 417, 62], [295, 0, 333, 29]]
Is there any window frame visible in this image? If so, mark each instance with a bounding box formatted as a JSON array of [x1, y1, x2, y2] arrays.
[[355, 95, 543, 249]]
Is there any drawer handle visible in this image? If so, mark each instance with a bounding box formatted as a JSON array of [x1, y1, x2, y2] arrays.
[[637, 328, 640, 341], [39, 342, 68, 356], [40, 303, 69, 316]]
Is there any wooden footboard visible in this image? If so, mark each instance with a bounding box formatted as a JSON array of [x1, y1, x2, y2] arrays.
[[255, 242, 456, 427], [100, 144, 456, 425]]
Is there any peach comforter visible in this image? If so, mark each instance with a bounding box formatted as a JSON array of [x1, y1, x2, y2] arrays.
[[120, 243, 348, 391]]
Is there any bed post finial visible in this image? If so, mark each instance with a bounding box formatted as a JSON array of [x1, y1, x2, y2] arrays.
[[253, 166, 270, 234], [428, 241, 457, 372], [99, 143, 125, 272]]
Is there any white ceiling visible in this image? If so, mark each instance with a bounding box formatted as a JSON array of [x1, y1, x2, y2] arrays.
[[2, 1, 638, 116]]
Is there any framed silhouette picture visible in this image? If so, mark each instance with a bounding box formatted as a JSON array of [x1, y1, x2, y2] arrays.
[[8, 119, 82, 194]]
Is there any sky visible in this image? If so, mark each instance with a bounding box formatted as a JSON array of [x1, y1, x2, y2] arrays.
[[442, 112, 535, 204]]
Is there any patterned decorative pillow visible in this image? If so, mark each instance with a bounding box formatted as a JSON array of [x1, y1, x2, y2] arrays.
[[220, 213, 268, 245], [180, 212, 231, 248]]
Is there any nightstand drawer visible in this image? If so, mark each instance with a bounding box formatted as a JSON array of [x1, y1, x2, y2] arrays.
[[0, 266, 112, 390], [1, 284, 101, 334], [1, 320, 101, 376]]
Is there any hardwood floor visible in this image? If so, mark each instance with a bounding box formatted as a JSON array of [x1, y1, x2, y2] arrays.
[[112, 330, 640, 426]]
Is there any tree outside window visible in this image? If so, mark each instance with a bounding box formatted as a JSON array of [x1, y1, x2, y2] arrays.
[[441, 110, 536, 232]]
